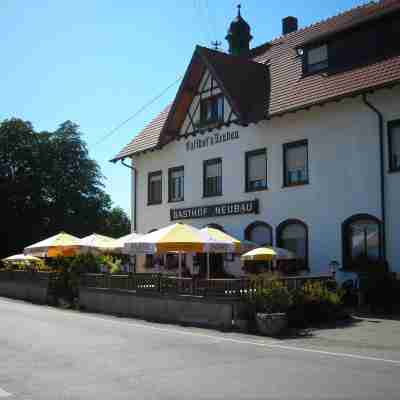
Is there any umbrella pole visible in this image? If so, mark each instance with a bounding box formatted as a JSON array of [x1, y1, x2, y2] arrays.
[[178, 252, 182, 278], [206, 253, 210, 280]]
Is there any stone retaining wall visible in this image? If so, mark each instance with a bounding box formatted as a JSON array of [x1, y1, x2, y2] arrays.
[[0, 270, 52, 304], [80, 286, 248, 330]]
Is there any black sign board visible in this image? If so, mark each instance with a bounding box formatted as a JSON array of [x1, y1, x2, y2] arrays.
[[170, 200, 259, 221]]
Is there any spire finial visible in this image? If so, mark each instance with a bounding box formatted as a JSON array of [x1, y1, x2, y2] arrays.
[[237, 4, 241, 17], [211, 40, 222, 51]]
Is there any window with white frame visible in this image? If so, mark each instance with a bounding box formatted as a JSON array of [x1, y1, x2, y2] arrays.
[[283, 140, 309, 186], [245, 149, 267, 192]]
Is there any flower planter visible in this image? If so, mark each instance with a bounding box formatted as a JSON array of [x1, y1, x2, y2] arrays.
[[256, 313, 288, 336]]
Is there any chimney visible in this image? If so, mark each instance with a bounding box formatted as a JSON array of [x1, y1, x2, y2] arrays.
[[282, 16, 298, 35]]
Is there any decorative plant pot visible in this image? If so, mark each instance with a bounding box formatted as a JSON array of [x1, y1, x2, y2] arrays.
[[256, 313, 288, 336]]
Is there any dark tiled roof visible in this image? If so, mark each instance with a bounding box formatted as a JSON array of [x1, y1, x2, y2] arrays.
[[111, 105, 171, 162], [197, 47, 269, 123], [112, 0, 400, 161], [252, 0, 400, 116]]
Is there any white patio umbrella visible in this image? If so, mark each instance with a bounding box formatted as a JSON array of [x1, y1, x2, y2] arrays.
[[78, 233, 119, 253], [116, 232, 143, 253]]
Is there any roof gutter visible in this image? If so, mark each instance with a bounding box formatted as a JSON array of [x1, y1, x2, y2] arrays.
[[120, 158, 138, 233], [362, 93, 386, 261]]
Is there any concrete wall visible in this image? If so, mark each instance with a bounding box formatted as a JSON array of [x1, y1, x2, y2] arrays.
[[0, 271, 51, 304], [130, 87, 400, 279], [80, 287, 247, 330]]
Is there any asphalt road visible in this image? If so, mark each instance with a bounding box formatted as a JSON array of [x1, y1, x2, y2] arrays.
[[1, 297, 399, 400]]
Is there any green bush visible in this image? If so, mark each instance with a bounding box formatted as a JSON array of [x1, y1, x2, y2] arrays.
[[245, 277, 346, 328], [287, 281, 345, 327], [247, 281, 292, 314]]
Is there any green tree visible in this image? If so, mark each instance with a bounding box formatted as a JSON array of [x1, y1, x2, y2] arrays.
[[102, 207, 131, 238], [0, 118, 130, 258]]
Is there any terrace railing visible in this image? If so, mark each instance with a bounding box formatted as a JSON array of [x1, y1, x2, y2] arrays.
[[81, 273, 333, 298]]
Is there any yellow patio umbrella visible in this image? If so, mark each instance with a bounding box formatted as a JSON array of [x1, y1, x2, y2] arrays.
[[2, 254, 42, 263], [124, 223, 234, 254], [124, 223, 234, 278], [241, 247, 277, 262], [24, 232, 81, 258]]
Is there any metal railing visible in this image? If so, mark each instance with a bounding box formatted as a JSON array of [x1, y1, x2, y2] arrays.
[[81, 273, 333, 298]]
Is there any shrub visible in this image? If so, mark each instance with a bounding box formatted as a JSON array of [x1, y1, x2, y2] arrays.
[[245, 277, 346, 328], [287, 281, 345, 327], [358, 269, 400, 313], [246, 274, 292, 314]]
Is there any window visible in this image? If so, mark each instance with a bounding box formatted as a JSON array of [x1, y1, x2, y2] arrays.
[[200, 95, 224, 125], [148, 171, 162, 205], [244, 221, 273, 246], [204, 223, 225, 232], [306, 44, 328, 73], [283, 140, 309, 187], [342, 214, 382, 268], [277, 219, 308, 269], [203, 158, 222, 197], [245, 149, 268, 192], [168, 166, 184, 202], [388, 120, 400, 172]]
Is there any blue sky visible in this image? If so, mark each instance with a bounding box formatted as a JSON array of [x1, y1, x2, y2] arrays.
[[1, 0, 363, 215]]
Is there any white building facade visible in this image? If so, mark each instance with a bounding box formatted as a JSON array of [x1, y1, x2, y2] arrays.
[[113, 2, 400, 281]]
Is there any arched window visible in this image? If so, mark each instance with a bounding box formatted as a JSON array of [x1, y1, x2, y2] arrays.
[[342, 214, 382, 268], [204, 223, 225, 232], [277, 219, 308, 268], [244, 221, 273, 246]]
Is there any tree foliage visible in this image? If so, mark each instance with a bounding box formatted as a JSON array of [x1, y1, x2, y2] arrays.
[[0, 118, 130, 258]]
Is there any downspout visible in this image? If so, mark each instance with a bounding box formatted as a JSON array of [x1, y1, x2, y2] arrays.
[[121, 158, 137, 232], [362, 93, 386, 261]]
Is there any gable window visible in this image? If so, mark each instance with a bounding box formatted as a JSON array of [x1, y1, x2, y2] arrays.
[[283, 140, 309, 187], [306, 44, 328, 73], [168, 166, 184, 202], [388, 120, 400, 172], [245, 148, 268, 192], [203, 158, 222, 197], [200, 94, 224, 126], [148, 171, 162, 205], [342, 214, 382, 268]]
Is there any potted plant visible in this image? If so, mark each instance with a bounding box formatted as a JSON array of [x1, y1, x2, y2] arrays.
[[248, 278, 291, 336]]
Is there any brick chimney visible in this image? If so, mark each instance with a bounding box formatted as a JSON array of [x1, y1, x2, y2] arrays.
[[282, 16, 298, 35]]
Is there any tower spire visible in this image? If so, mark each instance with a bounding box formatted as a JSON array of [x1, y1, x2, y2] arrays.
[[225, 5, 253, 56]]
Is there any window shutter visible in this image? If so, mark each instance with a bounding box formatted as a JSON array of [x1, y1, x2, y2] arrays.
[[206, 162, 220, 178], [286, 145, 307, 171], [248, 153, 266, 182]]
